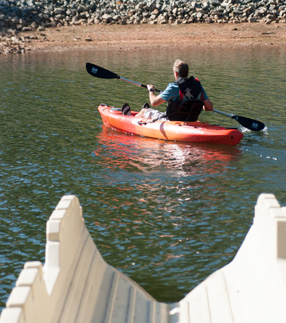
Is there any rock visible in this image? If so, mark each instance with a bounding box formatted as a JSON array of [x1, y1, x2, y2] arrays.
[[0, 0, 285, 54]]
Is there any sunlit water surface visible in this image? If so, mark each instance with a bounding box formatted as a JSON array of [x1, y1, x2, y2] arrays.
[[1, 46, 286, 309]]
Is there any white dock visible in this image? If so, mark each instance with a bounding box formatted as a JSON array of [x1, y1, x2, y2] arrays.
[[1, 193, 286, 323]]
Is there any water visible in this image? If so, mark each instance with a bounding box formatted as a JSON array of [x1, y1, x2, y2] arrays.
[[1, 47, 286, 309]]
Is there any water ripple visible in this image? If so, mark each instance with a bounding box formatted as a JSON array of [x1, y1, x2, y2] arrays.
[[1, 48, 286, 307]]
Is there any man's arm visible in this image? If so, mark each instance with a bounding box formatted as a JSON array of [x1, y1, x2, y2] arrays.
[[200, 85, 213, 111], [149, 91, 166, 107], [147, 84, 166, 107], [203, 99, 213, 111]]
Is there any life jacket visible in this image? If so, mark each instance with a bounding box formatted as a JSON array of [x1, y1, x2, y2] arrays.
[[166, 76, 204, 122]]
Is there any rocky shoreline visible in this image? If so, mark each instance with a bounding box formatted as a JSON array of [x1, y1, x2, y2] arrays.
[[1, 0, 286, 54]]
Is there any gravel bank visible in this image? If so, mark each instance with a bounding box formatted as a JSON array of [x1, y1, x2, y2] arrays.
[[1, 0, 285, 54]]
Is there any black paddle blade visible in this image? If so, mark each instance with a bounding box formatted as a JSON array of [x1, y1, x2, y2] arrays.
[[86, 63, 118, 79], [232, 115, 265, 131]]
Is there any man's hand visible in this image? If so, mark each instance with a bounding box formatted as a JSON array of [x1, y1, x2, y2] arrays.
[[147, 84, 155, 92]]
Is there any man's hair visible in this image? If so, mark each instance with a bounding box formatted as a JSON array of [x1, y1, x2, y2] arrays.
[[173, 59, 189, 78]]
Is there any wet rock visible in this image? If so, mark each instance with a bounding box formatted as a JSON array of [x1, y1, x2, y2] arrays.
[[1, 0, 285, 32]]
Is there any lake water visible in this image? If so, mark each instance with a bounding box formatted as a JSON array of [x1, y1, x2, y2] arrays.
[[1, 46, 286, 310]]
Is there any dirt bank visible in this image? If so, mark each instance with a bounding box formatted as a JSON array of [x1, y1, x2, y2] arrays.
[[1, 23, 286, 54]]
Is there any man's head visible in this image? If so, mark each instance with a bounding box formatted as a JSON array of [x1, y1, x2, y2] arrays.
[[173, 59, 189, 79]]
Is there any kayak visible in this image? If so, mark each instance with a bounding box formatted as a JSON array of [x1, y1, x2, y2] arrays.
[[98, 104, 243, 146]]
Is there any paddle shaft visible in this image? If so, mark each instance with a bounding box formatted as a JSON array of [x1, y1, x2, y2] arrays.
[[213, 109, 233, 117], [119, 76, 160, 92]]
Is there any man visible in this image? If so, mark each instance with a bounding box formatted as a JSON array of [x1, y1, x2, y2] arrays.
[[133, 59, 213, 122]]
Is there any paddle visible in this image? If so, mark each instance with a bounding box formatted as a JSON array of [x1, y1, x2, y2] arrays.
[[86, 62, 265, 131], [213, 109, 265, 131], [86, 63, 161, 92]]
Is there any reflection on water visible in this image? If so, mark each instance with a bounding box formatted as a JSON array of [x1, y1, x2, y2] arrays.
[[1, 46, 286, 308], [91, 126, 246, 300], [95, 126, 242, 175]]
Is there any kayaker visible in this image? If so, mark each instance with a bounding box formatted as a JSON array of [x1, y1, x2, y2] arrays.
[[123, 59, 213, 122]]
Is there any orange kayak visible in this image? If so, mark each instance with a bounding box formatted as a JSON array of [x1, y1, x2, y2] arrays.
[[98, 104, 243, 146]]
